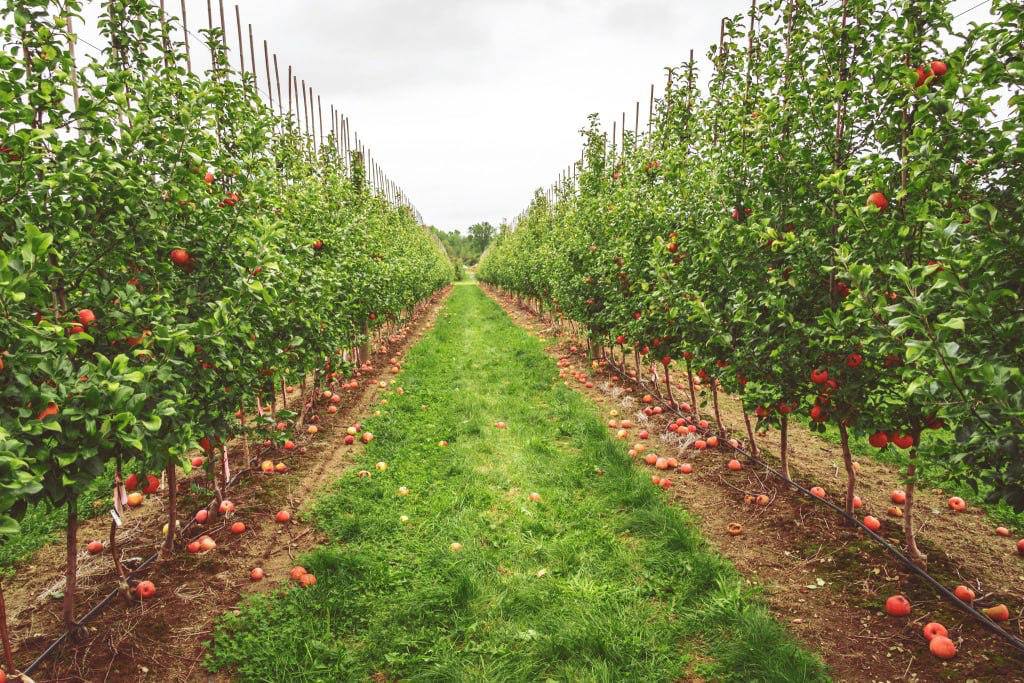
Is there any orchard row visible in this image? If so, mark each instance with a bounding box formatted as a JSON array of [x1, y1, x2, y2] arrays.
[[479, 0, 1023, 566], [0, 0, 452, 628]]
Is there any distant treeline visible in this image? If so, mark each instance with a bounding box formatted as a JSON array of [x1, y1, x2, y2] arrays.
[[429, 222, 495, 269]]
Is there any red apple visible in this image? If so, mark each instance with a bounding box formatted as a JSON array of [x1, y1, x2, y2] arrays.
[[922, 622, 948, 641], [170, 248, 191, 267], [868, 431, 889, 448], [983, 604, 1009, 622], [142, 474, 160, 494], [885, 594, 911, 617], [953, 585, 975, 602], [135, 580, 157, 600], [867, 192, 888, 211], [929, 635, 956, 659]]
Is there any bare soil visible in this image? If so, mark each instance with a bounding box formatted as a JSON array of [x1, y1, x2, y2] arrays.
[[485, 286, 1024, 683], [5, 288, 450, 683]]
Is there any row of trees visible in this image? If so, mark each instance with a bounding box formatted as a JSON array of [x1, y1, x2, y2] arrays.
[[1, 0, 452, 628], [479, 0, 1023, 566]]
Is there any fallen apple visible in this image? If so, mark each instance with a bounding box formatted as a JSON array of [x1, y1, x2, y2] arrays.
[[885, 594, 911, 617], [922, 622, 948, 641]]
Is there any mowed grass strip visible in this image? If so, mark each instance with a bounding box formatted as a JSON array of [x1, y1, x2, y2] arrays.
[[206, 283, 828, 682]]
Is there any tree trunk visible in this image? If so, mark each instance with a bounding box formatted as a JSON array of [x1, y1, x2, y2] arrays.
[[837, 422, 857, 520], [0, 580, 14, 674], [742, 405, 758, 457], [162, 458, 177, 557], [663, 363, 674, 406], [778, 413, 789, 480], [109, 518, 125, 579], [711, 380, 725, 437], [904, 443, 928, 567], [63, 497, 79, 632], [685, 359, 699, 419]]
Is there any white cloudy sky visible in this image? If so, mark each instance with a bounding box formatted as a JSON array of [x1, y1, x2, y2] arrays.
[[75, 0, 996, 231]]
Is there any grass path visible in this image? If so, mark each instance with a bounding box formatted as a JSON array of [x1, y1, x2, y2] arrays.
[[206, 284, 827, 682]]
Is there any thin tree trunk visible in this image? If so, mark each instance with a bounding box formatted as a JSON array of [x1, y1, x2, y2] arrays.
[[685, 359, 699, 419], [904, 439, 928, 567], [663, 363, 674, 406], [742, 405, 759, 457], [711, 380, 725, 436], [778, 413, 789, 480], [0, 580, 14, 674], [63, 497, 79, 632], [162, 459, 177, 557], [837, 422, 857, 520], [109, 519, 125, 579]]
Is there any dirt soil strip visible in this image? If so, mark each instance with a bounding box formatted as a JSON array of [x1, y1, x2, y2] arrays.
[[483, 286, 1024, 683], [6, 287, 451, 683]]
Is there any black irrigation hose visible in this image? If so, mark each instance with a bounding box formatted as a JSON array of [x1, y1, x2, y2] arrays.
[[597, 351, 1024, 660], [18, 305, 437, 677], [23, 465, 254, 677]]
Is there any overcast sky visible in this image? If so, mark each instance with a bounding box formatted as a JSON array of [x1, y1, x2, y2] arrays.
[[77, 0, 995, 232]]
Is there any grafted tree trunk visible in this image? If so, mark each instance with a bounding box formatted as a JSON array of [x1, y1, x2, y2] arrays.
[[685, 358, 699, 419], [778, 413, 789, 480], [63, 497, 79, 633], [903, 437, 928, 567], [837, 422, 857, 520], [162, 458, 177, 557]]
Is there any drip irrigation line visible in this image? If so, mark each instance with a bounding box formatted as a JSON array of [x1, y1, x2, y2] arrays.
[[22, 464, 254, 677], [594, 348, 1024, 660], [16, 304, 433, 677]]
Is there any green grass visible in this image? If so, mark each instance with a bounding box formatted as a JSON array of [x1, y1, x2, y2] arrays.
[[206, 284, 828, 682]]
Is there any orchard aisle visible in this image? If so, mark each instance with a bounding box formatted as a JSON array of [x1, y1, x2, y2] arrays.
[[207, 283, 826, 681]]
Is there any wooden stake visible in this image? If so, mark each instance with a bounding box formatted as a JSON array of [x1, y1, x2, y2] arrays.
[[318, 95, 324, 148], [219, 0, 227, 49], [248, 23, 257, 87], [206, 0, 215, 63], [264, 40, 273, 109], [634, 101, 639, 138], [235, 4, 244, 74], [273, 53, 282, 115], [301, 78, 309, 137], [181, 0, 192, 73], [286, 65, 293, 116], [66, 15, 80, 110], [648, 83, 654, 134]]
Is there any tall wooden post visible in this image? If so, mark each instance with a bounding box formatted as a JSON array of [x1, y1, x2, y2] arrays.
[[180, 0, 192, 73], [234, 4, 244, 74]]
